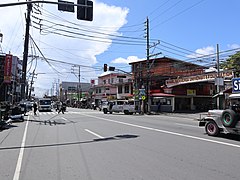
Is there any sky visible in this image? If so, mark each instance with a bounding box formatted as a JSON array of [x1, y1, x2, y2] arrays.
[[0, 0, 240, 97]]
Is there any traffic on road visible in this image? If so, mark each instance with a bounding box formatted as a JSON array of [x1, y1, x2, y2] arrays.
[[0, 107, 240, 180]]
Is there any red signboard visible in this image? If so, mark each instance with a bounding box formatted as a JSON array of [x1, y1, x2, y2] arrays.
[[4, 54, 12, 84]]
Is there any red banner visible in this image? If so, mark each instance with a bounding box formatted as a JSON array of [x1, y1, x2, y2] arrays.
[[4, 54, 12, 84]]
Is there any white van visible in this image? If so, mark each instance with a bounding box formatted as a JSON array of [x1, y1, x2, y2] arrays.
[[103, 100, 136, 115], [38, 98, 52, 112]]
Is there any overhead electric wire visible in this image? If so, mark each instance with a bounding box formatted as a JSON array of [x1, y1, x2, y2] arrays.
[[32, 17, 154, 42], [148, 0, 172, 18], [34, 4, 144, 33], [148, 47, 240, 72], [33, 22, 148, 44], [150, 0, 184, 23], [33, 25, 147, 46], [30, 55, 102, 71], [30, 35, 62, 75], [159, 39, 205, 55], [151, 0, 206, 31]]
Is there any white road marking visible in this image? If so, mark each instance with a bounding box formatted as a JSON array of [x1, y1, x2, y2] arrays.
[[13, 116, 30, 180], [61, 117, 68, 121], [81, 114, 240, 149], [85, 129, 104, 139]]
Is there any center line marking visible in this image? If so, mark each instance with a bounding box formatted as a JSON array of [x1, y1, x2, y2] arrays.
[[81, 114, 240, 149]]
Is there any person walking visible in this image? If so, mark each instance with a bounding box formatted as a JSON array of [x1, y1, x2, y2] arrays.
[[58, 101, 65, 114], [33, 102, 38, 115]]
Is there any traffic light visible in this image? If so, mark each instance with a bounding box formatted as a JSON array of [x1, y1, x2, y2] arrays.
[[77, 0, 93, 21], [104, 64, 108, 72], [109, 66, 115, 71]]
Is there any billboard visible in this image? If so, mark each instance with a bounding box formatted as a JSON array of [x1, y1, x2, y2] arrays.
[[4, 54, 12, 84]]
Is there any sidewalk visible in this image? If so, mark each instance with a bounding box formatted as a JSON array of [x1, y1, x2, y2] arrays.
[[147, 111, 208, 121]]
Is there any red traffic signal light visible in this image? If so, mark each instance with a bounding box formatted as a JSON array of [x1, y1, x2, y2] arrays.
[[104, 64, 108, 72]]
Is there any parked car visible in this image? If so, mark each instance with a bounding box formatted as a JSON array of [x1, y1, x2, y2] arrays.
[[199, 93, 240, 136], [102, 100, 136, 115]]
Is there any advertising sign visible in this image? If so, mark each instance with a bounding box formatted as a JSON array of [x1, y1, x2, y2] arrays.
[[232, 78, 240, 93], [4, 54, 12, 84]]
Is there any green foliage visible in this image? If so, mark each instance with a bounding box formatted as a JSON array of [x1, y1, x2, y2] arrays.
[[220, 51, 240, 77]]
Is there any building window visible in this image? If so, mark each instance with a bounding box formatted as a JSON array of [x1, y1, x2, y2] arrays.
[[96, 88, 102, 94], [111, 78, 114, 84], [108, 79, 110, 84], [119, 78, 123, 83], [103, 80, 106, 84], [68, 86, 76, 91], [118, 85, 122, 94], [124, 85, 129, 93]]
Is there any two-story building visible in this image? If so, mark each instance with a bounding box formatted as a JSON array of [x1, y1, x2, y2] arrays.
[[130, 57, 231, 112], [92, 72, 133, 106], [59, 81, 91, 103]]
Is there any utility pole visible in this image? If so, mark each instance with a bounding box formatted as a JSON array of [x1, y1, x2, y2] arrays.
[[78, 65, 81, 101], [216, 44, 220, 109], [28, 69, 36, 99], [21, 1, 32, 100], [145, 17, 150, 113]]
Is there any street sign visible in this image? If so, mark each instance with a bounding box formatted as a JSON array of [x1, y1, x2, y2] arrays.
[[232, 78, 240, 93], [141, 95, 146, 100], [139, 89, 146, 96]]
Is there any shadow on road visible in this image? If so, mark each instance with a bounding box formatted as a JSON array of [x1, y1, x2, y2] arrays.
[[217, 133, 240, 141], [0, 134, 139, 151]]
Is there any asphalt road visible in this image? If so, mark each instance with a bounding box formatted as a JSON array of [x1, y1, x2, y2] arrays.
[[0, 108, 240, 180]]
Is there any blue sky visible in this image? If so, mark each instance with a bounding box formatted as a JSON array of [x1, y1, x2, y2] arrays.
[[0, 0, 239, 97], [99, 0, 239, 70]]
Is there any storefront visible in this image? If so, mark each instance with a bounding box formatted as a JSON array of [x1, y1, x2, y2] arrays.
[[150, 93, 175, 112]]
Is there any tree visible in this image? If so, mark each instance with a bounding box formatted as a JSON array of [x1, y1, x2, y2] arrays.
[[220, 51, 240, 77]]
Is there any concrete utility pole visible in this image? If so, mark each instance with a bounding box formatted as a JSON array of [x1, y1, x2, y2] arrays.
[[21, 1, 32, 100], [216, 44, 220, 109], [145, 17, 150, 113], [28, 69, 36, 99], [78, 65, 81, 101]]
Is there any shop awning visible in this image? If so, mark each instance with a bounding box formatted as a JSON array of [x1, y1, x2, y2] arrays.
[[151, 93, 175, 97]]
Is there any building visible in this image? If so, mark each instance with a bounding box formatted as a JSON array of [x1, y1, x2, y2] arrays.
[[0, 54, 22, 103], [92, 72, 133, 106], [130, 57, 229, 112], [59, 81, 91, 103]]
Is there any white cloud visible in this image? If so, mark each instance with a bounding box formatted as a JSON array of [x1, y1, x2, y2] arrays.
[[0, 0, 129, 97], [187, 46, 215, 58], [227, 44, 240, 49], [111, 56, 144, 64]]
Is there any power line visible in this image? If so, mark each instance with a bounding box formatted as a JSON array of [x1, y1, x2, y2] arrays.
[[34, 4, 144, 33], [150, 0, 184, 24], [32, 16, 152, 42], [151, 0, 206, 31], [33, 25, 147, 46]]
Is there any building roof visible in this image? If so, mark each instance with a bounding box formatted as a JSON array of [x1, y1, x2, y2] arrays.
[[129, 56, 206, 68]]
